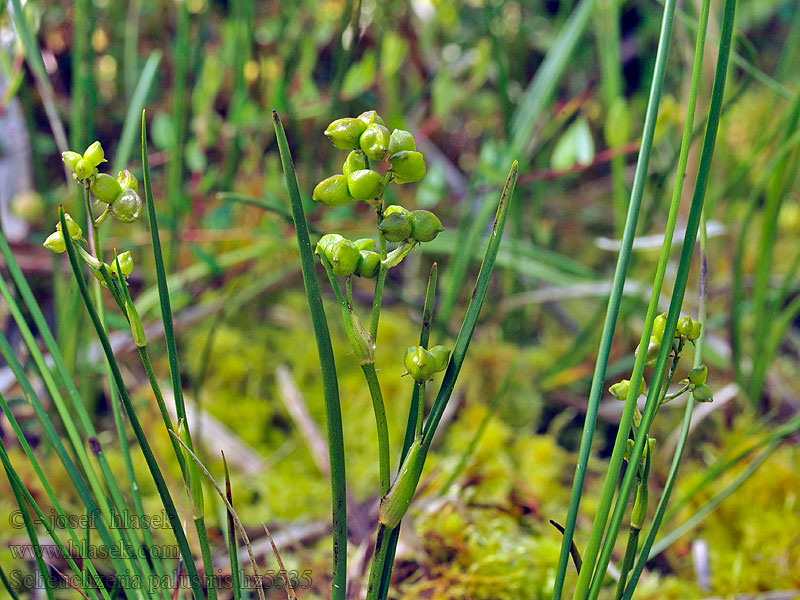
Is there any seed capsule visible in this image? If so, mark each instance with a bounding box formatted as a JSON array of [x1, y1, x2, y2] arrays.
[[43, 231, 66, 253], [324, 118, 367, 150], [404, 346, 436, 382], [353, 238, 376, 252], [111, 189, 143, 223], [110, 251, 134, 278], [389, 150, 426, 183], [428, 345, 450, 372], [409, 210, 443, 242], [689, 320, 702, 341], [313, 174, 352, 207], [359, 123, 390, 161], [56, 213, 83, 240], [91, 173, 123, 204], [609, 378, 645, 401], [357, 110, 385, 127], [688, 365, 707, 386], [387, 129, 416, 156], [117, 169, 138, 192], [692, 383, 713, 402], [676, 316, 694, 338], [62, 151, 82, 173], [384, 204, 410, 217], [347, 169, 383, 202], [378, 211, 412, 242], [74, 158, 95, 180], [83, 141, 106, 167], [356, 250, 381, 278], [342, 150, 367, 177], [652, 313, 667, 344], [315, 234, 360, 277]]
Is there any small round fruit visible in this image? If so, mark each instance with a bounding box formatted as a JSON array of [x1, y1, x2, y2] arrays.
[[313, 175, 352, 207], [111, 189, 143, 223], [91, 173, 123, 204], [389, 150, 426, 183], [347, 169, 383, 202], [409, 210, 443, 242]]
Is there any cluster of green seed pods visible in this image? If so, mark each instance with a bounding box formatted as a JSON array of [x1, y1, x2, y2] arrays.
[[404, 345, 451, 382], [379, 205, 443, 243], [62, 142, 142, 224], [685, 364, 713, 402], [641, 312, 703, 366], [315, 234, 381, 278], [44, 141, 140, 283], [313, 110, 427, 208]]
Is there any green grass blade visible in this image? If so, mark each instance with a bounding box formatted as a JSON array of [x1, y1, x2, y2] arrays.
[[553, 0, 680, 591], [59, 208, 206, 600], [223, 454, 243, 600], [377, 263, 439, 600], [141, 110, 190, 424], [273, 110, 347, 600], [4, 466, 55, 600], [508, 0, 596, 161], [422, 161, 517, 446], [113, 52, 162, 172], [585, 1, 737, 595]]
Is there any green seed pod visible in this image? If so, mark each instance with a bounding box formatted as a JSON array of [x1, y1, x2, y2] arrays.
[[357, 110, 385, 127], [689, 320, 702, 341], [387, 129, 416, 156], [384, 204, 410, 217], [316, 233, 345, 260], [404, 346, 436, 382], [359, 123, 390, 161], [43, 231, 66, 253], [61, 151, 82, 173], [117, 169, 138, 192], [74, 158, 95, 180], [389, 150, 426, 184], [342, 150, 367, 177], [688, 364, 707, 386], [110, 251, 133, 279], [409, 210, 444, 242], [56, 212, 83, 240], [356, 250, 381, 278], [353, 238, 376, 252], [428, 345, 450, 372], [609, 380, 630, 401], [378, 211, 412, 242], [83, 141, 106, 167], [652, 313, 667, 344], [111, 189, 142, 223], [609, 378, 645, 401], [324, 118, 367, 150], [379, 439, 423, 529], [347, 169, 383, 202], [692, 383, 713, 402], [91, 173, 123, 204], [316, 234, 360, 276], [676, 316, 694, 338], [313, 174, 352, 207]]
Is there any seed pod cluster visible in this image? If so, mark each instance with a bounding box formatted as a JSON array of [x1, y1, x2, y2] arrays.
[[316, 234, 381, 278], [379, 205, 444, 244], [315, 110, 428, 208], [404, 345, 451, 382], [62, 142, 142, 224]]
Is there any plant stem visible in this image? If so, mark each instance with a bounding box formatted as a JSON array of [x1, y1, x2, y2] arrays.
[[555, 0, 679, 592], [363, 363, 391, 495], [584, 1, 737, 594], [273, 111, 347, 600]]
